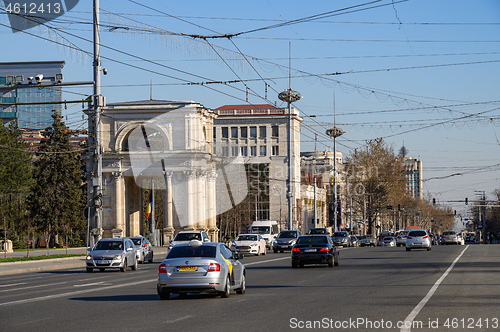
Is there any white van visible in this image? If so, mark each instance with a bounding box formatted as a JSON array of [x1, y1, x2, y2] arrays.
[[250, 220, 279, 249]]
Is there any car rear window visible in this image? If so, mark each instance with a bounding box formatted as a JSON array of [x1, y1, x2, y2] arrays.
[[309, 229, 327, 234], [332, 232, 348, 237], [443, 231, 456, 235], [409, 231, 427, 237], [296, 236, 328, 245], [278, 231, 298, 238], [167, 245, 216, 259], [174, 233, 202, 241]]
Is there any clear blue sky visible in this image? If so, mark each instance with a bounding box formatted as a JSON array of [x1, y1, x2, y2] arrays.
[[1, 0, 499, 224]]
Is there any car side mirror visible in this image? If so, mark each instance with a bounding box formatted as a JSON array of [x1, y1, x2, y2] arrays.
[[203, 238, 210, 242], [126, 247, 133, 252], [87, 247, 92, 252], [169, 239, 172, 243]]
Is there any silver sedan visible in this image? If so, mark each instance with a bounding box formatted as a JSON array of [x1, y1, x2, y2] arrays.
[[157, 240, 246, 300], [86, 238, 138, 272]]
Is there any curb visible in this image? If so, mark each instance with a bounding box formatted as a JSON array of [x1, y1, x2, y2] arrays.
[[0, 248, 170, 276]]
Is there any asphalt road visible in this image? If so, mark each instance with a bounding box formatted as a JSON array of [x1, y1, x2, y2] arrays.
[[0, 244, 499, 332]]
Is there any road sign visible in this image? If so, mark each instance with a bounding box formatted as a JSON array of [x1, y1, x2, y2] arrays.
[[84, 206, 95, 219]]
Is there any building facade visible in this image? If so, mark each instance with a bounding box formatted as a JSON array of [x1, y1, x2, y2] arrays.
[[213, 104, 302, 231], [0, 61, 64, 128], [403, 157, 423, 199]]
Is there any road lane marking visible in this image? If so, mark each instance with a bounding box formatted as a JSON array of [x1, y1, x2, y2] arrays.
[[74, 281, 112, 287], [0, 282, 26, 288], [165, 315, 193, 323], [0, 281, 67, 293], [244, 256, 290, 266], [400, 245, 469, 332], [0, 279, 156, 306]]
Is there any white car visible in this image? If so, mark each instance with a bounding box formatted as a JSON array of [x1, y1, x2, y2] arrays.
[[168, 231, 210, 251], [406, 229, 432, 251], [231, 234, 267, 256]]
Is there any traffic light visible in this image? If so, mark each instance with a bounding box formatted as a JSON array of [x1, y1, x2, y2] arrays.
[[465, 197, 468, 205], [432, 198, 436, 205]]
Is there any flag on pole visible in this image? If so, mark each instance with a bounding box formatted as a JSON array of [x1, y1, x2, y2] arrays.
[[146, 190, 152, 218]]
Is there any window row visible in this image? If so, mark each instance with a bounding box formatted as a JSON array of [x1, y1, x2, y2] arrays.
[[216, 125, 279, 139], [216, 145, 280, 157]]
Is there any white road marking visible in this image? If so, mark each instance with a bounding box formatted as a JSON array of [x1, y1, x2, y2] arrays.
[[0, 279, 156, 306], [0, 282, 26, 288], [74, 281, 111, 287], [165, 315, 193, 323], [244, 256, 290, 266], [0, 281, 67, 293], [400, 245, 469, 332]]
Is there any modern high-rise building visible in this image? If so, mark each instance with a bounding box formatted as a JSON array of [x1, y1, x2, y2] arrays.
[[403, 157, 423, 199], [0, 61, 65, 129]]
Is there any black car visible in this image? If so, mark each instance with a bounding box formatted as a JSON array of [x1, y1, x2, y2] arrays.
[[291, 235, 339, 268]]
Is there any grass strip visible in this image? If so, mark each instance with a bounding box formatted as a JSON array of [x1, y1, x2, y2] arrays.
[[0, 254, 86, 263]]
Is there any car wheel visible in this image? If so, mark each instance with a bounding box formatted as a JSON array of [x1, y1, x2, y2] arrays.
[[406, 248, 411, 251], [262, 247, 266, 255], [158, 286, 170, 300], [299, 263, 304, 268], [328, 256, 334, 267], [219, 276, 231, 298], [86, 267, 93, 273], [291, 261, 297, 268], [273, 248, 278, 253], [120, 259, 127, 272], [132, 258, 138, 271], [334, 253, 340, 266], [236, 274, 246, 294], [148, 253, 154, 263], [427, 247, 432, 251]]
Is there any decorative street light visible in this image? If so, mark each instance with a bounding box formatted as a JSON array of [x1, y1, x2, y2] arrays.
[[279, 88, 302, 230], [326, 125, 344, 231]]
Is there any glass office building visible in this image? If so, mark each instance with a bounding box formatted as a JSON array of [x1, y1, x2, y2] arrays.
[[0, 61, 65, 129]]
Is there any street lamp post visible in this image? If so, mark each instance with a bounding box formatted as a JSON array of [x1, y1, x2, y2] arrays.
[[326, 125, 344, 231], [278, 88, 301, 230]]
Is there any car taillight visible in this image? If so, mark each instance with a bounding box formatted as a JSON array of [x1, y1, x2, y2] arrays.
[[407, 236, 413, 239], [292, 248, 301, 253], [423, 236, 428, 239], [320, 247, 330, 252], [143, 243, 148, 247], [208, 262, 220, 272], [158, 263, 167, 273], [454, 235, 457, 238]]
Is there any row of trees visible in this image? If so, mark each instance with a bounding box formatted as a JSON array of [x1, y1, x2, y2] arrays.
[[344, 138, 455, 234], [0, 110, 86, 251]]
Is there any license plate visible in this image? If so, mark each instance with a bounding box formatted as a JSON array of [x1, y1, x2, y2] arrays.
[[304, 249, 317, 252], [178, 266, 197, 271], [99, 260, 109, 264]]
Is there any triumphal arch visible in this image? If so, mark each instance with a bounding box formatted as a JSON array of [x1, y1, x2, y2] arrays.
[[86, 100, 220, 243]]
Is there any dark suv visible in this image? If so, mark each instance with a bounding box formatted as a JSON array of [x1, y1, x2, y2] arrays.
[[307, 228, 330, 235], [273, 230, 301, 253]]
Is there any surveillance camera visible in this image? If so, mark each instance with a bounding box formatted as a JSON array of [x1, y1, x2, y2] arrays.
[[102, 68, 107, 75], [35, 74, 43, 83]]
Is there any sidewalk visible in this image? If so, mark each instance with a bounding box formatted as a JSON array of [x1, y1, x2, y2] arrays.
[[0, 246, 169, 276]]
